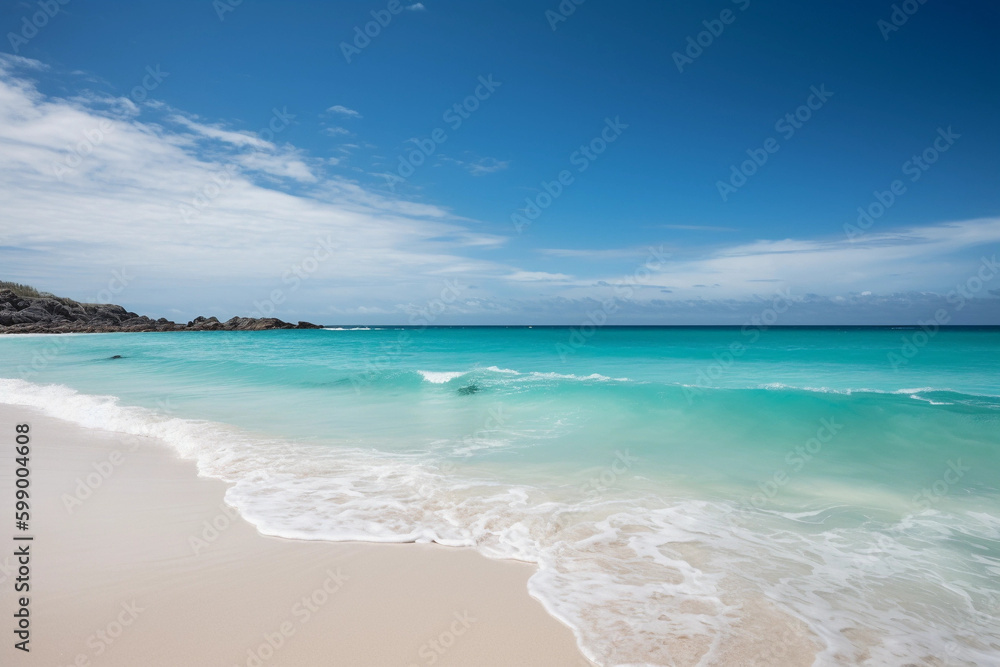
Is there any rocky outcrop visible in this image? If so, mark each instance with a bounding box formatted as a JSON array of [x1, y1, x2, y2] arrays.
[[0, 289, 322, 334]]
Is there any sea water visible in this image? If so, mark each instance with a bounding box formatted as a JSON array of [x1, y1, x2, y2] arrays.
[[1, 327, 998, 665]]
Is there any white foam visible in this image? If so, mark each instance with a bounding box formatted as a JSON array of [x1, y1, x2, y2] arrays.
[[2, 377, 998, 667], [0, 332, 96, 338], [909, 394, 953, 405], [417, 370, 465, 384], [482, 367, 630, 382], [484, 366, 520, 374], [527, 371, 629, 382], [450, 437, 516, 457], [758, 383, 949, 396]]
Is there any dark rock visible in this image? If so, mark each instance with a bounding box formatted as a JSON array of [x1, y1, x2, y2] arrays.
[[458, 384, 480, 395], [0, 286, 326, 334]]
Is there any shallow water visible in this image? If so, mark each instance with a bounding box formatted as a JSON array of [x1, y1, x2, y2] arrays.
[[2, 327, 998, 665]]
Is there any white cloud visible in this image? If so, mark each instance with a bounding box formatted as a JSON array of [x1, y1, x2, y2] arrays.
[[442, 155, 509, 176], [468, 157, 509, 175], [166, 112, 317, 183], [657, 224, 738, 232], [539, 248, 657, 260], [562, 218, 1000, 301], [405, 3, 427, 11], [0, 54, 47, 73], [325, 104, 361, 118], [171, 114, 274, 150], [0, 61, 512, 319], [505, 271, 573, 282], [323, 126, 351, 137], [0, 56, 996, 324]]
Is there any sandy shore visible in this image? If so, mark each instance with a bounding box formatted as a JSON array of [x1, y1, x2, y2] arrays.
[[0, 404, 591, 666]]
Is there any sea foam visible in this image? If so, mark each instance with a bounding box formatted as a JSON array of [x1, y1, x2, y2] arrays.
[[2, 376, 998, 666]]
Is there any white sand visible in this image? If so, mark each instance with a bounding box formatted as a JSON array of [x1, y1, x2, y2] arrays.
[[0, 404, 592, 666]]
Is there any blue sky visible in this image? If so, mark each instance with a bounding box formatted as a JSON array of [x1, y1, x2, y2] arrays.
[[1, 0, 998, 323]]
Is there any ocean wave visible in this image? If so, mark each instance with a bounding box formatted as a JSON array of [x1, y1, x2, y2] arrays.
[[368, 368, 1000, 412], [417, 370, 466, 384], [908, 394, 954, 405], [482, 367, 632, 383], [416, 367, 631, 385], [2, 378, 998, 666], [753, 382, 1000, 403], [484, 366, 520, 374], [756, 382, 940, 395]]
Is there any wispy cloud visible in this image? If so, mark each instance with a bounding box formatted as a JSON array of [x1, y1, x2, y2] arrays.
[[572, 219, 1000, 300], [656, 224, 739, 232], [171, 114, 274, 150], [405, 3, 427, 11], [0, 56, 508, 319], [166, 110, 317, 183], [326, 104, 361, 118], [538, 248, 658, 260], [505, 271, 573, 282], [1, 54, 996, 324], [442, 155, 510, 176], [0, 54, 47, 72]]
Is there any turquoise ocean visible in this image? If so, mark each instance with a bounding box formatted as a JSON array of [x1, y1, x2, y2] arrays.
[[1, 327, 998, 665]]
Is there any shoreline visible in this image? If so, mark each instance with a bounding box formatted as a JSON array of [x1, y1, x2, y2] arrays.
[[0, 403, 592, 666]]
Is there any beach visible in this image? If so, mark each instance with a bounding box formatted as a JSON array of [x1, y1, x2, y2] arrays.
[[2, 2, 998, 663], [0, 327, 997, 665], [0, 403, 590, 666]]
